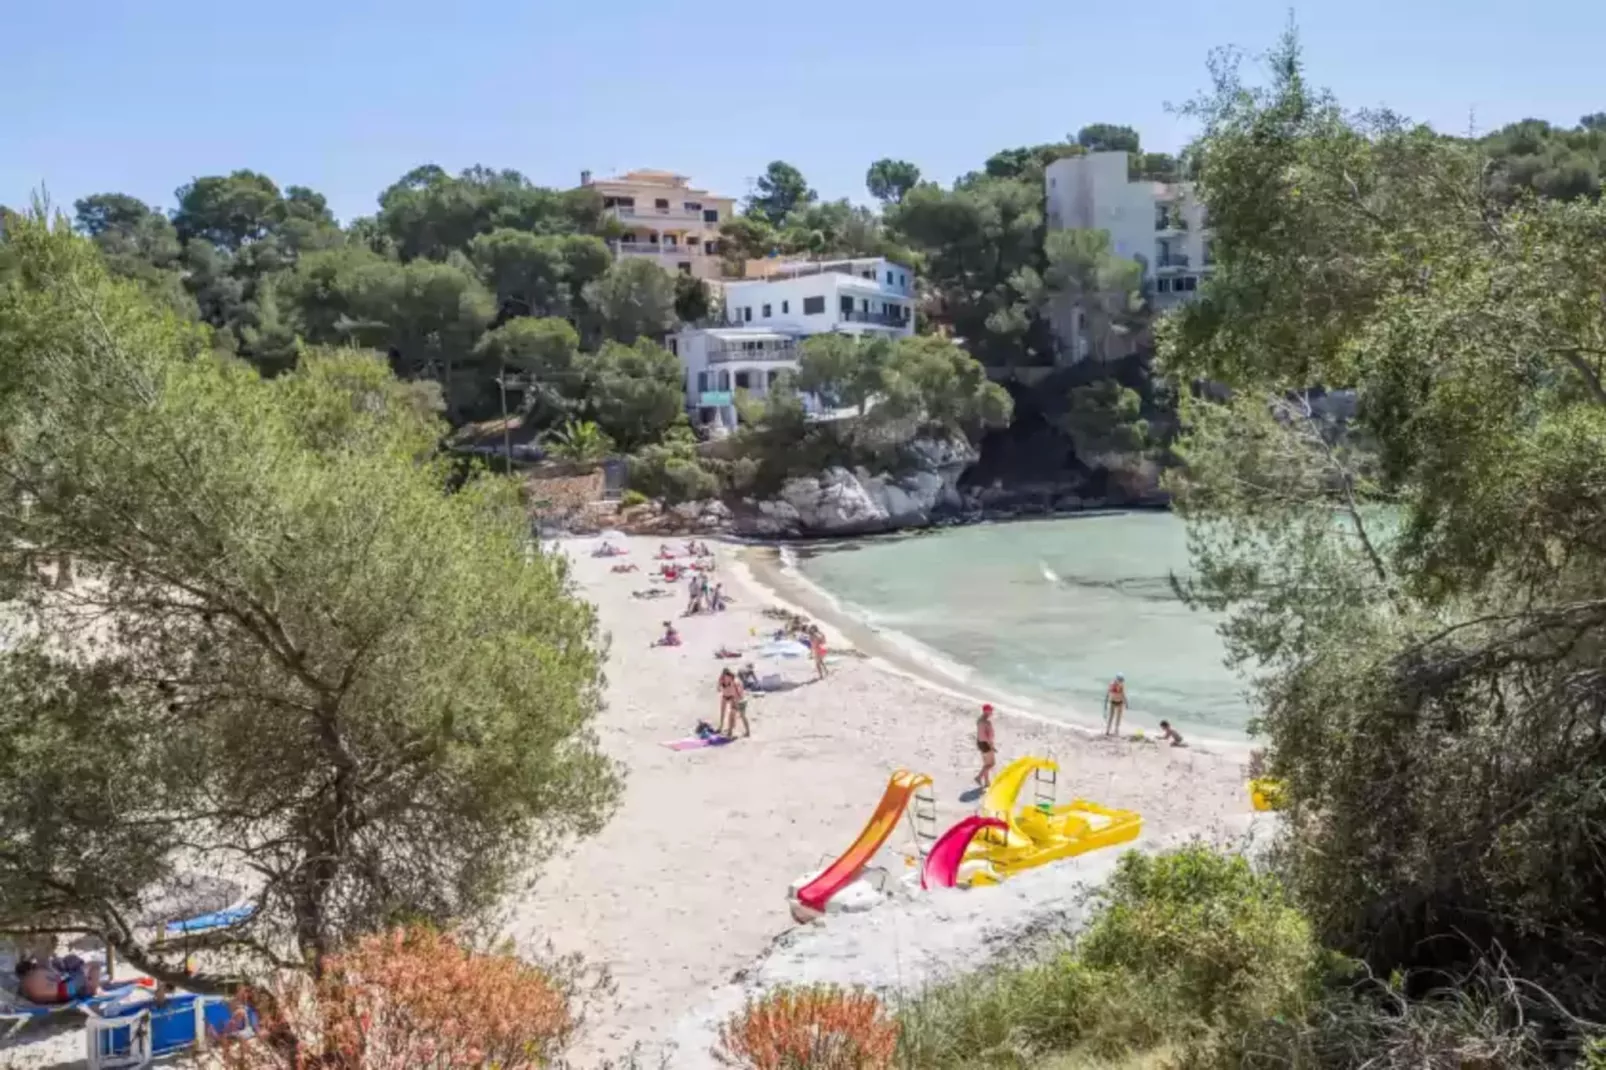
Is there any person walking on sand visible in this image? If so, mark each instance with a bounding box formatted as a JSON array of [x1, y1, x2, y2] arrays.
[[807, 625, 829, 680], [1104, 673, 1127, 736], [975, 703, 997, 787]]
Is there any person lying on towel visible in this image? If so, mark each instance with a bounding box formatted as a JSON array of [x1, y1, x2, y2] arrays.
[[14, 955, 103, 1004]]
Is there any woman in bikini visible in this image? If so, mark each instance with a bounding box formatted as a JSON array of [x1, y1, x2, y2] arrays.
[[808, 625, 829, 680], [716, 668, 750, 738]]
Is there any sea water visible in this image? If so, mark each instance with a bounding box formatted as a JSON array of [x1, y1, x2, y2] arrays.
[[790, 513, 1254, 740]]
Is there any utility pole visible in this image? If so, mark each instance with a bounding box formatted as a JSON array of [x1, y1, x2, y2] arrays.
[[499, 360, 513, 472]]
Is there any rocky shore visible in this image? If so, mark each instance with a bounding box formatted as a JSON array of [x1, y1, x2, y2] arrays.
[[534, 434, 1170, 539]]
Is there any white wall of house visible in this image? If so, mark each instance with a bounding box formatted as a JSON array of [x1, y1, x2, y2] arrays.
[[670, 328, 812, 432], [1043, 151, 1214, 361], [670, 258, 918, 431], [722, 258, 916, 340]]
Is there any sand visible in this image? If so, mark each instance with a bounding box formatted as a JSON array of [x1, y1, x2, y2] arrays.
[[509, 535, 1253, 1067], [0, 533, 1254, 1070]]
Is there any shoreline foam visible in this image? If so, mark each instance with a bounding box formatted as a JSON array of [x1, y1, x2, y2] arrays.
[[737, 540, 1255, 760]]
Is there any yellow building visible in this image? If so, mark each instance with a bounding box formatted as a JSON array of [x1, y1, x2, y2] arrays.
[[578, 169, 735, 281]]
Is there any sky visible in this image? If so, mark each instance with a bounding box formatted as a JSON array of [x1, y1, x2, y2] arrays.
[[3, 0, 1602, 224]]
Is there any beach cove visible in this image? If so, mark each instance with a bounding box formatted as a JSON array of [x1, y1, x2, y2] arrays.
[[514, 534, 1255, 1066]]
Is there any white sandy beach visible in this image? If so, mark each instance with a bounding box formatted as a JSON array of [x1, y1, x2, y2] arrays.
[[1, 534, 1254, 1070], [512, 535, 1253, 1066]]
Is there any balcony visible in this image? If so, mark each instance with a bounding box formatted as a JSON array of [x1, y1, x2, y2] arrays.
[[840, 309, 911, 328], [1155, 254, 1191, 270], [708, 343, 799, 365], [609, 205, 715, 227], [613, 241, 705, 261]]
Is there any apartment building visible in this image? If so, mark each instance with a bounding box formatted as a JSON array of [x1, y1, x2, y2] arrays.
[[673, 256, 917, 431], [578, 169, 735, 281], [1042, 150, 1214, 361]]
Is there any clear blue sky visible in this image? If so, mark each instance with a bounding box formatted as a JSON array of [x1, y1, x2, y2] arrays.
[[4, 0, 1601, 224]]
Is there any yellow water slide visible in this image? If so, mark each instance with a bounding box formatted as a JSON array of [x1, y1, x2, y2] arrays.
[[962, 756, 1142, 886]]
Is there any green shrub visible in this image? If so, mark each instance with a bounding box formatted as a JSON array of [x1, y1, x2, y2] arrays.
[[1078, 848, 1324, 1029], [1213, 965, 1553, 1070], [895, 846, 1326, 1070], [627, 443, 721, 505], [619, 488, 648, 508]]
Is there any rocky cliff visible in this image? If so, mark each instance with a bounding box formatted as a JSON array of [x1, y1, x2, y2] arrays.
[[732, 435, 977, 537]]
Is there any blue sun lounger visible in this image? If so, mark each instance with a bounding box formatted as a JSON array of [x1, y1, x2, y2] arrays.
[[86, 992, 256, 1070], [158, 903, 256, 942], [1, 980, 151, 1039]]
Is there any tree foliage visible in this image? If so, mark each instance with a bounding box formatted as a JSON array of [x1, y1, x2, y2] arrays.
[[865, 159, 922, 205], [746, 161, 817, 225], [580, 257, 679, 346], [0, 215, 619, 984], [575, 338, 685, 450], [1160, 31, 1606, 1035], [886, 176, 1053, 365], [1060, 379, 1149, 458]]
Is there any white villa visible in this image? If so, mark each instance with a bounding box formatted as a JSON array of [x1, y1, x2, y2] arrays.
[[672, 256, 916, 432], [1042, 150, 1213, 362]]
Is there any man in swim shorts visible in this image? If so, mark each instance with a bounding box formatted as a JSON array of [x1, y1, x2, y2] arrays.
[[975, 703, 996, 787], [1104, 673, 1127, 737]]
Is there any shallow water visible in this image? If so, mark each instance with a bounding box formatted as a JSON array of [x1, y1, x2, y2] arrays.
[[790, 514, 1253, 740]]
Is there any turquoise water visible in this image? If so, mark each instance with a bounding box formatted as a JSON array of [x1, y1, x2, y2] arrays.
[[790, 514, 1253, 740]]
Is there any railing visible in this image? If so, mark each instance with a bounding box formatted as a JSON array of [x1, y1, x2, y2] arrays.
[[613, 242, 705, 258], [1155, 254, 1191, 269], [757, 260, 908, 285], [610, 206, 712, 225], [840, 309, 911, 327], [708, 345, 799, 365]]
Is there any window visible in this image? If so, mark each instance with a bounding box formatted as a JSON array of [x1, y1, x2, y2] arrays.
[[762, 304, 772, 318], [900, 273, 907, 287], [781, 300, 789, 314], [1156, 277, 1172, 293], [839, 295, 854, 315], [697, 372, 709, 392], [655, 198, 670, 210], [678, 262, 692, 274], [684, 201, 702, 212], [735, 371, 752, 389], [743, 306, 753, 322], [861, 298, 870, 312], [803, 296, 825, 315], [703, 209, 719, 223], [861, 270, 874, 280], [704, 241, 718, 255], [1179, 275, 1198, 292], [886, 270, 894, 285]]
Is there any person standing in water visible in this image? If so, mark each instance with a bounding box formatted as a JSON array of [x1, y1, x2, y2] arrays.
[[1104, 673, 1127, 736], [975, 703, 997, 787]]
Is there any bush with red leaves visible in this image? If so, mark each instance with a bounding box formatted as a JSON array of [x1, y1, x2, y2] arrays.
[[218, 927, 577, 1069], [714, 985, 899, 1070]]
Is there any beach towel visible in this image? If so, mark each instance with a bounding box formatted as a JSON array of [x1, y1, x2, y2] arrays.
[[660, 735, 733, 751]]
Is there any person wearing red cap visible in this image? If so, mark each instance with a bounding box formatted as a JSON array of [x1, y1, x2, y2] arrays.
[[975, 703, 997, 787]]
